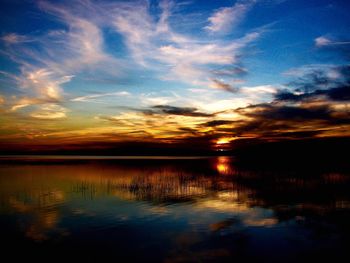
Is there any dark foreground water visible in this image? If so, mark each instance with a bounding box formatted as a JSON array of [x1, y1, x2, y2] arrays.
[[0, 156, 350, 262]]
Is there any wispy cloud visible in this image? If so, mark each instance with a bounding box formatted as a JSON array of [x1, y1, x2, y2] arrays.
[[6, 69, 73, 112], [240, 85, 278, 96], [315, 36, 350, 47], [97, 110, 208, 139], [209, 79, 237, 93], [315, 36, 332, 47], [1, 0, 263, 121], [37, 1, 117, 70], [20, 69, 73, 100], [2, 33, 33, 44], [205, 0, 256, 33], [2, 0, 121, 114], [4, 0, 336, 146], [157, 32, 260, 86], [110, 0, 261, 87], [30, 104, 68, 120], [71, 91, 130, 102]]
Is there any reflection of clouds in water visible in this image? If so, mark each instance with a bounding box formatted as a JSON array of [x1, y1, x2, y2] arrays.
[[147, 206, 170, 215], [243, 217, 277, 227], [197, 199, 250, 212], [8, 190, 69, 241], [1, 162, 276, 236], [1, 159, 349, 253], [194, 195, 277, 229], [197, 190, 254, 212]]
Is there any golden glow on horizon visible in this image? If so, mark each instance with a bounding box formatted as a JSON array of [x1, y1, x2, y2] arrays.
[[216, 137, 236, 145], [1, 96, 350, 148]]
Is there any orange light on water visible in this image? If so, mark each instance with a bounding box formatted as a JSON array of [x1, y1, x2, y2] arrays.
[[217, 163, 229, 174], [215, 156, 234, 175]]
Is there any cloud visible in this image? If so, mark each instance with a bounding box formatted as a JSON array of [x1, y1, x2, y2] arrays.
[[209, 79, 237, 93], [1, 0, 263, 119], [315, 36, 332, 47], [227, 61, 350, 139], [2, 33, 32, 44], [150, 105, 213, 117], [236, 104, 333, 121], [111, 1, 159, 66], [287, 69, 343, 93], [277, 64, 350, 102], [37, 1, 120, 73], [211, 66, 248, 77], [7, 69, 73, 112], [205, 0, 256, 33], [240, 85, 277, 95], [283, 64, 341, 79], [10, 97, 62, 112], [0, 0, 281, 145], [232, 102, 350, 138], [96, 110, 209, 140], [21, 69, 73, 100], [201, 120, 235, 127], [71, 91, 130, 102], [158, 32, 260, 85], [30, 104, 68, 120], [1, 0, 262, 116], [2, 0, 121, 114], [315, 36, 350, 47], [110, 0, 261, 86], [275, 86, 350, 103]]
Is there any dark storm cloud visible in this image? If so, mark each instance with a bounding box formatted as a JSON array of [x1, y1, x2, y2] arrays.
[[276, 85, 350, 102], [231, 102, 350, 138], [207, 44, 350, 139], [324, 85, 350, 101], [230, 49, 350, 139], [276, 64, 350, 102], [274, 90, 305, 101], [281, 39, 350, 100], [288, 70, 333, 93], [236, 104, 332, 121]]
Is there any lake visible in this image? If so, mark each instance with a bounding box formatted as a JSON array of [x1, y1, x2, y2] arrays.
[[0, 156, 349, 262]]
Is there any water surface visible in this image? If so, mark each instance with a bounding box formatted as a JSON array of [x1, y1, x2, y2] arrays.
[[0, 156, 349, 262]]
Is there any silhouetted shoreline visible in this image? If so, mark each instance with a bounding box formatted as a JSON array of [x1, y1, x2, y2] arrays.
[[1, 137, 349, 172]]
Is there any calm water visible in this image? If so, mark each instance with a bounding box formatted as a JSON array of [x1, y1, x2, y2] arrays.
[[0, 156, 350, 262]]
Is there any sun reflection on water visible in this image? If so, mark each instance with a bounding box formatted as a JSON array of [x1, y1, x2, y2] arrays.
[[215, 156, 234, 175]]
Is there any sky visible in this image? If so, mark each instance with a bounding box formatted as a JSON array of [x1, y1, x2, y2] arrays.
[[0, 0, 350, 152]]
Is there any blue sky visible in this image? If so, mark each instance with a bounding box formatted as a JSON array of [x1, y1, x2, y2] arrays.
[[0, 0, 350, 148]]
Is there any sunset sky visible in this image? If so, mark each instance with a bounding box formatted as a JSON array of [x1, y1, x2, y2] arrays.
[[0, 0, 349, 152]]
